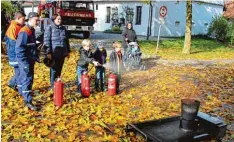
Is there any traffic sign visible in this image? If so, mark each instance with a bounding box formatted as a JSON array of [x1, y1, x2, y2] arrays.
[[159, 6, 167, 17]]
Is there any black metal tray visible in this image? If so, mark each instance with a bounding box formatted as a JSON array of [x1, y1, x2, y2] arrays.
[[126, 112, 227, 142]]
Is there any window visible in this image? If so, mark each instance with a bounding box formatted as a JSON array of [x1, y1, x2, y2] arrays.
[[135, 6, 142, 25], [112, 7, 119, 27], [96, 4, 98, 10], [106, 7, 111, 23], [61, 2, 93, 11], [175, 21, 180, 27], [126, 7, 134, 23]]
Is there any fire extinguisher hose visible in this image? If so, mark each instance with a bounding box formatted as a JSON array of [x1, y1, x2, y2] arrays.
[[87, 65, 94, 74], [96, 120, 126, 141]]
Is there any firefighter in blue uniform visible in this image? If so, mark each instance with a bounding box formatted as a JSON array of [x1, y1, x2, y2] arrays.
[[5, 12, 26, 92], [15, 12, 40, 111]]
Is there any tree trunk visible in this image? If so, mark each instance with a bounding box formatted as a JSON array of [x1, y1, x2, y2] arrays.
[[183, 0, 192, 54]]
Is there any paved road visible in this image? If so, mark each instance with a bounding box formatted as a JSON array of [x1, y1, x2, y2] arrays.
[[35, 30, 174, 57], [70, 31, 175, 56], [71, 31, 173, 41]]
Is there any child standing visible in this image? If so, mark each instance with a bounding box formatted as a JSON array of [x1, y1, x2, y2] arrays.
[[109, 42, 123, 94], [77, 39, 99, 93], [93, 41, 107, 92]]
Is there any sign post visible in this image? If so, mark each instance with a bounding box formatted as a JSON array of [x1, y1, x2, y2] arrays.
[[156, 6, 167, 54], [156, 24, 162, 54]]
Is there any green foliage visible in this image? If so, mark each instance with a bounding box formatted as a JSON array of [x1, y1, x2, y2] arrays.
[[1, 1, 18, 19], [208, 16, 233, 44], [104, 27, 122, 34], [227, 21, 234, 47], [111, 26, 121, 32]]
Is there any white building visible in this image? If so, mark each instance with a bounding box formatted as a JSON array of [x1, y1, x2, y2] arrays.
[[22, 2, 39, 18], [23, 0, 224, 37], [93, 0, 224, 37]]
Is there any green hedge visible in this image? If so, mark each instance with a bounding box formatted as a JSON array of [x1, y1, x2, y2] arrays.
[[208, 16, 234, 46], [104, 27, 122, 34]]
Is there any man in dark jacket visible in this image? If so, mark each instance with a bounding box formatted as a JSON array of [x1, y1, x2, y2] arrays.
[[122, 22, 138, 62], [93, 41, 107, 91], [15, 12, 40, 111], [77, 39, 99, 93]]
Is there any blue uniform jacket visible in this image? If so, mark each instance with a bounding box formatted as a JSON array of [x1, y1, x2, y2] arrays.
[[15, 25, 39, 65], [5, 37, 17, 66]]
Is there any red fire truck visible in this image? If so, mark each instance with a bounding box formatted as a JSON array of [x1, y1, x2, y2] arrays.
[[38, 1, 95, 38]]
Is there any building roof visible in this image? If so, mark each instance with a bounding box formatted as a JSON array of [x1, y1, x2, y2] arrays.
[[195, 0, 224, 6], [223, 1, 234, 19]]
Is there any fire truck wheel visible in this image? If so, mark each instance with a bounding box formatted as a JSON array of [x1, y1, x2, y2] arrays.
[[83, 32, 90, 39]]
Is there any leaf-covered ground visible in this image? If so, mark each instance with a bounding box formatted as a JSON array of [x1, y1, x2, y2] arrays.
[[1, 47, 234, 141]]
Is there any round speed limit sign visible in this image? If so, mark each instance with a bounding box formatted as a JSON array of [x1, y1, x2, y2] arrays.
[[159, 6, 167, 17]]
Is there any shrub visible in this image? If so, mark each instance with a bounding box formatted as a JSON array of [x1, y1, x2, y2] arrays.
[[111, 26, 121, 32], [208, 16, 234, 42], [227, 21, 234, 47], [103, 26, 122, 34]]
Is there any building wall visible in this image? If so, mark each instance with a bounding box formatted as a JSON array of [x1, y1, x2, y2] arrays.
[[152, 1, 186, 37], [94, 1, 224, 37], [192, 2, 223, 35], [93, 2, 120, 31], [24, 7, 38, 18], [23, 1, 224, 37], [93, 1, 151, 36]]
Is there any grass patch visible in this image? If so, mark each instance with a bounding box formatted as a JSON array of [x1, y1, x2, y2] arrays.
[[139, 38, 234, 60]]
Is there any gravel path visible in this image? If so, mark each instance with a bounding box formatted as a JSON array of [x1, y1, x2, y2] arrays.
[[71, 31, 174, 41]]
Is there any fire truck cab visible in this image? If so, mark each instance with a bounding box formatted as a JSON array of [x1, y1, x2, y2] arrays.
[[38, 1, 95, 38]]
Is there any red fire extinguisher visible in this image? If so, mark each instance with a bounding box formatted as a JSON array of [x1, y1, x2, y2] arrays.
[[108, 74, 117, 95], [54, 77, 63, 107], [81, 73, 90, 97]]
